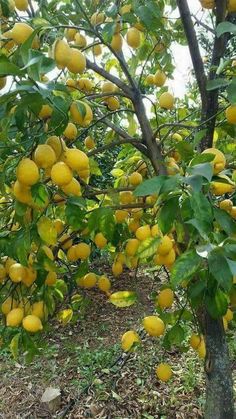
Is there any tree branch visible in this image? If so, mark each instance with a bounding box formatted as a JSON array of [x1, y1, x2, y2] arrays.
[[87, 138, 146, 157], [177, 0, 208, 112]]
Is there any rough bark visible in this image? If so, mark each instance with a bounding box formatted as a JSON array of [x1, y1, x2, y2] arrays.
[[204, 311, 234, 419]]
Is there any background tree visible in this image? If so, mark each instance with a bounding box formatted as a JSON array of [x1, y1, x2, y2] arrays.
[[0, 0, 236, 418]]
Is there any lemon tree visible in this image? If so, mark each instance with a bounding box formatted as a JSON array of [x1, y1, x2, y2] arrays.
[[0, 0, 236, 417]]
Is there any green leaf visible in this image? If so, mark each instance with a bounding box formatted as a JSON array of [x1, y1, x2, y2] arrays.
[[187, 162, 213, 182], [190, 192, 213, 222], [205, 289, 228, 319], [158, 196, 179, 234], [137, 236, 161, 259], [89, 158, 102, 176], [171, 250, 202, 288], [214, 208, 236, 236], [65, 201, 86, 230], [166, 324, 185, 346], [206, 78, 230, 91], [190, 152, 214, 166], [208, 248, 233, 292], [10, 333, 21, 360], [216, 22, 236, 37], [31, 183, 49, 208], [37, 216, 57, 245], [160, 175, 181, 194], [183, 175, 203, 193], [134, 176, 166, 197], [0, 55, 23, 76], [193, 129, 207, 147], [109, 291, 137, 307], [88, 208, 115, 241]]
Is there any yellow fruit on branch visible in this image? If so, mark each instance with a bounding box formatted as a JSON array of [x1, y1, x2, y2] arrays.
[[38, 104, 53, 119], [64, 148, 89, 171], [63, 122, 78, 141], [154, 248, 176, 267], [157, 288, 174, 309], [157, 235, 173, 256], [106, 96, 120, 111], [53, 39, 71, 67], [94, 232, 107, 249], [13, 181, 32, 205], [159, 92, 175, 110], [129, 171, 143, 186], [16, 158, 39, 186], [1, 297, 17, 315], [156, 363, 172, 382], [70, 101, 93, 127], [231, 206, 236, 219], [46, 136, 65, 160], [121, 330, 140, 351], [22, 314, 43, 332], [85, 136, 95, 150], [98, 275, 111, 292], [189, 334, 202, 350], [75, 242, 91, 260], [83, 272, 97, 288], [67, 48, 86, 74], [74, 32, 87, 48], [135, 225, 151, 241], [4, 23, 39, 47], [34, 144, 57, 169], [59, 233, 73, 250], [224, 308, 233, 322], [225, 105, 236, 124], [90, 12, 105, 26], [210, 175, 235, 196], [128, 219, 140, 233], [0, 77, 7, 90], [65, 28, 77, 41], [102, 81, 116, 94], [67, 245, 78, 262], [9, 263, 26, 283], [115, 209, 129, 223], [202, 148, 226, 174], [6, 308, 24, 327], [125, 238, 140, 256], [50, 162, 73, 186], [126, 27, 141, 49], [119, 191, 134, 205], [45, 271, 57, 286], [111, 33, 123, 52], [61, 177, 81, 197], [112, 261, 123, 277], [143, 315, 165, 337], [197, 338, 206, 358], [219, 199, 233, 212], [228, 0, 236, 13], [31, 301, 47, 320], [15, 0, 28, 10], [154, 70, 167, 87]]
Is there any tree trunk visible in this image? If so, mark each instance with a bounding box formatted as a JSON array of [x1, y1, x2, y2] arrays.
[[204, 310, 234, 419]]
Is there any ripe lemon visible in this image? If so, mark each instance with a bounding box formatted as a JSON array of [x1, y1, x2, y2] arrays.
[[159, 92, 175, 110], [85, 136, 95, 150], [90, 11, 105, 25], [22, 314, 43, 332], [9, 263, 26, 283], [53, 39, 71, 67], [197, 338, 206, 358], [172, 133, 182, 141], [120, 4, 132, 14], [121, 330, 140, 351], [22, 267, 37, 287], [154, 70, 166, 87], [98, 275, 111, 292], [94, 232, 107, 248], [13, 181, 32, 205], [228, 0, 236, 12], [70, 101, 93, 127], [64, 148, 89, 171], [202, 148, 226, 174], [93, 44, 102, 56], [106, 97, 120, 111], [156, 363, 172, 382], [111, 33, 123, 52], [1, 297, 17, 315], [77, 78, 93, 92], [0, 77, 7, 90], [112, 261, 123, 277], [126, 27, 141, 49], [42, 245, 54, 260], [143, 315, 165, 337], [38, 104, 53, 119], [223, 317, 228, 331], [128, 219, 140, 233], [67, 245, 78, 262], [51, 162, 73, 186], [5, 257, 16, 274], [16, 158, 39, 186], [83, 272, 97, 288], [34, 144, 56, 169], [18, 298, 31, 315], [4, 23, 38, 47], [6, 308, 24, 327], [61, 178, 81, 197], [65, 28, 77, 41], [116, 252, 126, 264], [54, 219, 64, 235], [154, 248, 176, 267], [63, 122, 78, 140], [224, 308, 233, 322], [157, 235, 173, 256], [132, 209, 143, 220], [74, 32, 87, 48], [219, 199, 233, 212], [189, 334, 201, 350], [151, 224, 161, 237], [115, 209, 129, 223], [135, 225, 151, 241], [119, 191, 134, 205], [31, 301, 47, 320], [46, 136, 65, 159], [67, 48, 86, 74], [125, 238, 140, 256], [75, 242, 91, 260], [129, 171, 143, 186], [15, 0, 28, 10], [226, 105, 236, 124], [157, 288, 174, 309], [231, 207, 236, 219], [45, 271, 57, 286], [102, 81, 116, 94], [211, 176, 235, 196]]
